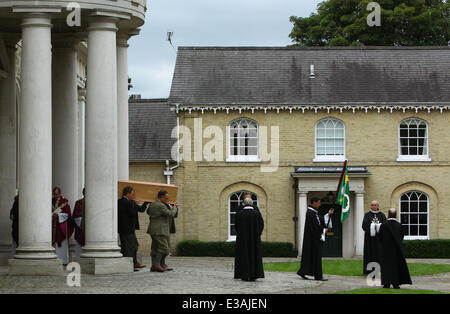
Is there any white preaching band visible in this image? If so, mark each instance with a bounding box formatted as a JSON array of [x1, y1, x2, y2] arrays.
[[369, 209, 382, 237]]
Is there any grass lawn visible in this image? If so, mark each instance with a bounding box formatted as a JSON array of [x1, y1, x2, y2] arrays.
[[263, 260, 450, 277], [331, 288, 448, 294]]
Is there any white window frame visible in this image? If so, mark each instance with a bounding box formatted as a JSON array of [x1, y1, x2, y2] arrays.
[[226, 118, 260, 163], [399, 191, 430, 240], [313, 118, 346, 162], [397, 118, 431, 162], [227, 191, 259, 242]]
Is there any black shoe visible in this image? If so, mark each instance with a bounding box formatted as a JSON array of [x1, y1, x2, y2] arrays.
[[315, 277, 328, 281], [297, 273, 309, 280], [383, 285, 390, 289], [393, 285, 400, 289]]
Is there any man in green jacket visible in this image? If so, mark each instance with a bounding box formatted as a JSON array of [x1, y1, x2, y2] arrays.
[[147, 190, 179, 272]]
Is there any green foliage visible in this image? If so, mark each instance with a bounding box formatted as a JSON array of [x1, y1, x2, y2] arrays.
[[289, 0, 450, 46], [404, 239, 450, 258], [176, 240, 295, 257]]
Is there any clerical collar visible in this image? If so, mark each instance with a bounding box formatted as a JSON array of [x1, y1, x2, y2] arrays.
[[370, 210, 381, 214], [308, 206, 318, 213], [388, 218, 398, 222]]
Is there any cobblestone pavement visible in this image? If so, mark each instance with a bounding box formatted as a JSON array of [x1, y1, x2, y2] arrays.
[[0, 257, 448, 294]]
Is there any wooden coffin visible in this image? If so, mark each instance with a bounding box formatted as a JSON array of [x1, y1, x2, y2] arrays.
[[118, 180, 178, 204]]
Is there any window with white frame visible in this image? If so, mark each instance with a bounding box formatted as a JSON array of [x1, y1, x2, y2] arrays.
[[228, 191, 259, 241], [314, 118, 345, 162], [399, 191, 429, 240], [228, 118, 259, 162], [398, 118, 430, 161]]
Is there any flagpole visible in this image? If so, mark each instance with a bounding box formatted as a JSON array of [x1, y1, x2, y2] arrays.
[[327, 160, 348, 229], [334, 160, 348, 203]]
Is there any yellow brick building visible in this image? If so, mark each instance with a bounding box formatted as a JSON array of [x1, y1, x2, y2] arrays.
[[130, 47, 450, 257]]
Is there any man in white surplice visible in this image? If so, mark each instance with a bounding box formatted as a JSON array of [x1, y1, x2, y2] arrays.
[[52, 187, 73, 265]]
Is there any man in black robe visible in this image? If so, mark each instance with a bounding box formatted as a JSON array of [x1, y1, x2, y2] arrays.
[[234, 197, 264, 281], [10, 194, 19, 257], [378, 208, 412, 289], [362, 200, 387, 274], [297, 197, 334, 281], [118, 186, 148, 271]]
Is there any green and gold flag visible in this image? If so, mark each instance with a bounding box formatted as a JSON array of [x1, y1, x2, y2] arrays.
[[336, 162, 350, 222]]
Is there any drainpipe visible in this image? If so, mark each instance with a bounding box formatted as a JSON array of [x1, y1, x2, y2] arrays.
[[292, 177, 298, 255]]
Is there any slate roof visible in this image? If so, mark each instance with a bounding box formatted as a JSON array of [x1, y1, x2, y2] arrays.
[[128, 98, 176, 161], [168, 46, 450, 105]]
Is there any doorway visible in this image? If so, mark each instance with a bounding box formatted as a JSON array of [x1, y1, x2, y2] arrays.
[[317, 197, 343, 258]]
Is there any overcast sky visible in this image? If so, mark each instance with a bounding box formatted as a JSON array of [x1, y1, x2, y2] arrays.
[[127, 0, 323, 99]]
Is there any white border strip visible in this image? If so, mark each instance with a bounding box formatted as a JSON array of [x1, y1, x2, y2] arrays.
[[173, 104, 450, 115]]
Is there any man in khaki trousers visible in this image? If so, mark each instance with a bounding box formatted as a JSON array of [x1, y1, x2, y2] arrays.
[[147, 190, 179, 272]]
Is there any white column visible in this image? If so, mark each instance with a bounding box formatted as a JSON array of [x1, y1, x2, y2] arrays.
[[298, 191, 308, 257], [77, 88, 86, 195], [52, 38, 79, 205], [117, 33, 130, 180], [81, 16, 122, 259], [0, 38, 18, 263], [14, 14, 57, 261], [354, 191, 365, 256]]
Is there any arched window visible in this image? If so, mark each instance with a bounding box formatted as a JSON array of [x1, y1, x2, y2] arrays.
[[398, 118, 430, 161], [228, 191, 259, 241], [227, 118, 259, 162], [314, 118, 345, 162], [399, 191, 429, 240]]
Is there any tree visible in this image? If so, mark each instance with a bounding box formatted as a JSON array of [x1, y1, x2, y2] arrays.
[[289, 0, 450, 46]]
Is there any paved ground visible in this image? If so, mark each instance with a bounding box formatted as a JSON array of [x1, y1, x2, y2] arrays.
[[0, 257, 448, 294]]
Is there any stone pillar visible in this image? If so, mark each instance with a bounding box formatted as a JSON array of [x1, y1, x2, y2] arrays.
[[78, 16, 132, 274], [0, 37, 18, 265], [77, 88, 86, 195], [52, 38, 79, 205], [69, 88, 86, 261], [297, 191, 308, 257], [354, 191, 365, 256], [117, 33, 130, 181], [9, 14, 63, 275]]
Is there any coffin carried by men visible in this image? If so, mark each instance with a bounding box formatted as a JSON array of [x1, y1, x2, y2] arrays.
[[118, 180, 178, 204]]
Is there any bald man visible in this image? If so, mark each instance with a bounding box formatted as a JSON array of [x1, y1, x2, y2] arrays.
[[378, 208, 412, 289], [362, 200, 387, 275]]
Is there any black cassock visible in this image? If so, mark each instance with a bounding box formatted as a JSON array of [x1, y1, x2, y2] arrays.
[[362, 210, 387, 274], [297, 207, 327, 279], [10, 196, 19, 245], [378, 219, 412, 287], [234, 206, 264, 280]]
